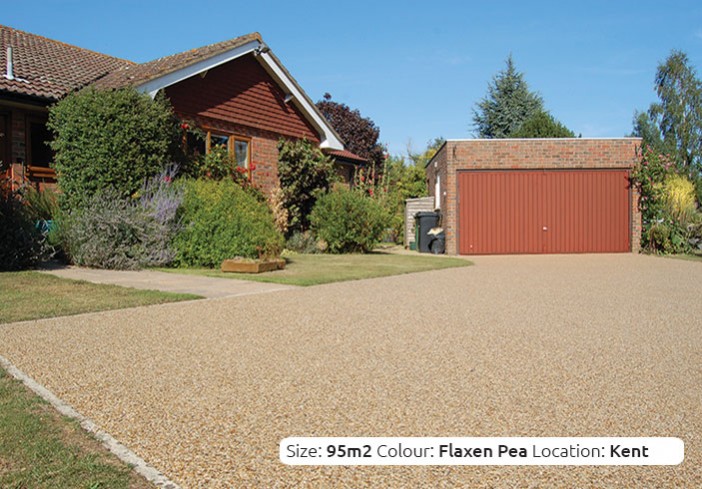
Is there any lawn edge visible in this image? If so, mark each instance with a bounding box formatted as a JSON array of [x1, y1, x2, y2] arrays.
[[154, 257, 473, 287], [0, 353, 181, 489]]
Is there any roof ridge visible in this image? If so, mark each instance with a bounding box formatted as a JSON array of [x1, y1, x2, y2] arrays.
[[0, 24, 136, 65], [140, 31, 262, 66]]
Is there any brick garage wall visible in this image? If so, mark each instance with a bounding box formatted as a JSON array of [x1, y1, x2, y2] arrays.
[[427, 138, 642, 255]]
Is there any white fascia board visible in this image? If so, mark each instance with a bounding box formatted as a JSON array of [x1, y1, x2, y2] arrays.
[[136, 40, 262, 98], [257, 51, 344, 150]]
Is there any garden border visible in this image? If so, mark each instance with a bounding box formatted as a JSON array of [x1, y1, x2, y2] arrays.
[[0, 354, 181, 489]]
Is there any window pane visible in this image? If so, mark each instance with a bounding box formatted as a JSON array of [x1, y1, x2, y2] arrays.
[[30, 122, 52, 167], [210, 134, 229, 151], [234, 140, 249, 168]]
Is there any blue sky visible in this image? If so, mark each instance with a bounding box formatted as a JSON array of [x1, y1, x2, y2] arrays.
[[6, 1, 702, 156]]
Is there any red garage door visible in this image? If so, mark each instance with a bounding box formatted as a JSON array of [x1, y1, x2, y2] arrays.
[[458, 170, 631, 254]]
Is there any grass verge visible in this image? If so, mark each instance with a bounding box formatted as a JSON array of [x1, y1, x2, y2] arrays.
[[0, 367, 153, 488], [0, 271, 200, 324], [159, 251, 472, 286], [668, 253, 702, 263]]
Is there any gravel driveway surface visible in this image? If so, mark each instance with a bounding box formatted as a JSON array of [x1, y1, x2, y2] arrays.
[[1, 254, 700, 487]]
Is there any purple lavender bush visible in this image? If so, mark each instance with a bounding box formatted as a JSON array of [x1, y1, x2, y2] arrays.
[[59, 165, 183, 270]]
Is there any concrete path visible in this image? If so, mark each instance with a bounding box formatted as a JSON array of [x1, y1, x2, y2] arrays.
[[3, 254, 701, 487], [41, 266, 295, 299]]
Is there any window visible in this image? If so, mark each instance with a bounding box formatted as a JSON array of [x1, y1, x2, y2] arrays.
[[208, 133, 229, 152], [234, 140, 249, 168], [203, 130, 250, 169], [28, 119, 53, 168]]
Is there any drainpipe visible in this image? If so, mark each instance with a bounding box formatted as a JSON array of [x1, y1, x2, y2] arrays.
[[5, 47, 14, 80]]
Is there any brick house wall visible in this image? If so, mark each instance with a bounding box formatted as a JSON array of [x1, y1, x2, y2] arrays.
[[165, 54, 322, 196], [427, 138, 642, 255]]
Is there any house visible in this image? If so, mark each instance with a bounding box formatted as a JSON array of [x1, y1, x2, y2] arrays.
[[426, 138, 642, 255], [0, 25, 364, 193]]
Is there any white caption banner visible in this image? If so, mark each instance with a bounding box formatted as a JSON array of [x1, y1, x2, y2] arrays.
[[280, 437, 684, 466]]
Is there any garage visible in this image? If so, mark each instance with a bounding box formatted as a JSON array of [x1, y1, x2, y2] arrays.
[[426, 139, 642, 255], [457, 169, 631, 254]]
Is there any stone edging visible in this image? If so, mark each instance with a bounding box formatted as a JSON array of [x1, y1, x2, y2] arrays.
[[0, 354, 181, 489]]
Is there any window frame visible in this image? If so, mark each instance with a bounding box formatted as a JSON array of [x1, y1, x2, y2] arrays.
[[203, 129, 251, 171]]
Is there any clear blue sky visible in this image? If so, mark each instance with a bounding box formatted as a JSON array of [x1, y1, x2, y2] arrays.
[[6, 1, 702, 156]]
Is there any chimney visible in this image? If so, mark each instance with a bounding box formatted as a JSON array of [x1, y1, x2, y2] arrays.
[[5, 47, 14, 81]]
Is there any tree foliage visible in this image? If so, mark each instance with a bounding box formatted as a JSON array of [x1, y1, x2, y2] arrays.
[[316, 93, 385, 167], [277, 138, 336, 235], [407, 137, 445, 168], [367, 138, 443, 243], [48, 87, 178, 210], [510, 110, 575, 138], [632, 50, 702, 173], [472, 56, 544, 138]]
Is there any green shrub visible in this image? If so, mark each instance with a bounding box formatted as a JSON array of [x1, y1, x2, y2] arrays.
[[647, 223, 673, 254], [310, 187, 388, 253], [0, 188, 48, 270], [663, 174, 697, 224], [286, 231, 319, 254], [173, 179, 283, 267], [48, 87, 178, 210], [277, 138, 335, 235], [632, 145, 702, 253]]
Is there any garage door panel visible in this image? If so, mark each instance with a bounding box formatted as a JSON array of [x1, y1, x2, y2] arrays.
[[458, 170, 630, 255]]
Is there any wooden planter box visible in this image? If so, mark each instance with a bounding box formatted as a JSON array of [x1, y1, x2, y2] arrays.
[[221, 258, 286, 274]]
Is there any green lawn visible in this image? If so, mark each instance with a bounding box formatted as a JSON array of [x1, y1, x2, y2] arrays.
[[668, 252, 702, 263], [0, 368, 154, 488], [0, 271, 200, 324], [159, 251, 472, 286]]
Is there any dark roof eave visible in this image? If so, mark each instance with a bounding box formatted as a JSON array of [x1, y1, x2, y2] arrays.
[[0, 90, 56, 106]]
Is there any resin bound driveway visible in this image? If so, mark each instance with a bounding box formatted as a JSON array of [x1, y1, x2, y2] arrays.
[[1, 254, 700, 487]]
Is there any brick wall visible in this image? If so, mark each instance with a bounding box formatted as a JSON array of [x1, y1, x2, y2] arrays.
[[186, 114, 289, 196], [427, 138, 642, 255]]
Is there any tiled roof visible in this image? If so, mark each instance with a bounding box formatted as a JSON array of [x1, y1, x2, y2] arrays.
[[94, 32, 262, 90], [323, 148, 368, 163], [0, 25, 133, 100]]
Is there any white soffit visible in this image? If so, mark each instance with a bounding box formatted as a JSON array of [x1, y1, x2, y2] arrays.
[[136, 40, 343, 151]]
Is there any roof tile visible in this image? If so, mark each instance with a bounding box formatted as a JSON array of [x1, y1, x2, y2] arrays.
[[0, 25, 133, 100], [94, 33, 261, 90]]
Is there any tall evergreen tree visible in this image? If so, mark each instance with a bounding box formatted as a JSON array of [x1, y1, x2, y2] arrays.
[[472, 55, 544, 138], [510, 110, 575, 138]]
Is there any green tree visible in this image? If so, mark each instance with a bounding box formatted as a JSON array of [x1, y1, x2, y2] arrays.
[[472, 55, 544, 138], [373, 138, 442, 243], [48, 87, 177, 210], [277, 138, 336, 235], [632, 50, 702, 172], [510, 110, 575, 138], [407, 137, 445, 168]]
